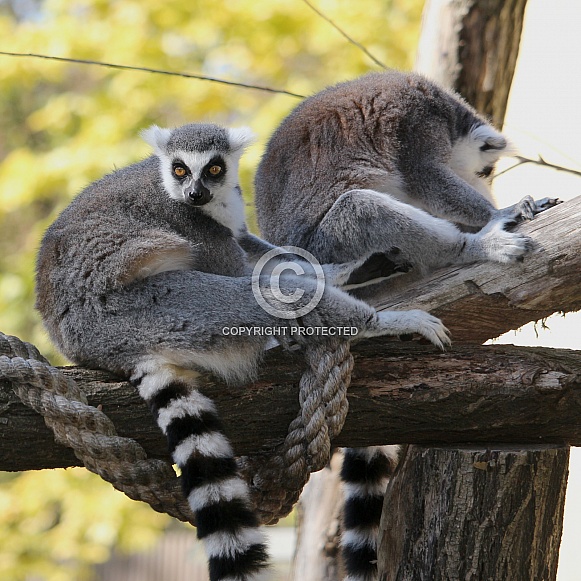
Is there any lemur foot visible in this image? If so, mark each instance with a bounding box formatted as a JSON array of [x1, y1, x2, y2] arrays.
[[371, 309, 451, 351], [475, 218, 533, 263]]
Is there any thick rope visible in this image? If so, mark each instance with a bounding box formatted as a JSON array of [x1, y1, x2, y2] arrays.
[[0, 332, 196, 525], [240, 337, 354, 525], [1, 331, 353, 527]]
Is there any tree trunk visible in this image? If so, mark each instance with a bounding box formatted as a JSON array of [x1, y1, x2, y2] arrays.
[[416, 0, 528, 127], [290, 453, 344, 581], [378, 445, 569, 581]]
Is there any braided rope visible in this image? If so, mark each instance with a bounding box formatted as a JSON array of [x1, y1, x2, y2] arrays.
[[0, 332, 196, 525], [0, 332, 49, 363], [1, 331, 353, 527], [240, 337, 354, 525]]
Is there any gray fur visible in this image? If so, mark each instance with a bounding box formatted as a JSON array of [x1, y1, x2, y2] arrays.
[[255, 70, 559, 273], [165, 123, 231, 153]]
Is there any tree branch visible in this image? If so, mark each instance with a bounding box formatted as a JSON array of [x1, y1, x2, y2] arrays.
[[494, 155, 581, 180], [2, 343, 581, 471], [0, 51, 305, 99]]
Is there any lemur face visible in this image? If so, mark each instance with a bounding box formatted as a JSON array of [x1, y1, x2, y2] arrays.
[[169, 152, 227, 206], [449, 124, 515, 202], [141, 123, 254, 208]]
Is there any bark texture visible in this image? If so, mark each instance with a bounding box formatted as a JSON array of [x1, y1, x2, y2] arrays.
[[378, 445, 569, 581]]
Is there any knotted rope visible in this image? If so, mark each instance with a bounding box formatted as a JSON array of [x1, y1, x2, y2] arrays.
[[0, 332, 196, 526], [1, 331, 353, 526], [240, 337, 354, 525]]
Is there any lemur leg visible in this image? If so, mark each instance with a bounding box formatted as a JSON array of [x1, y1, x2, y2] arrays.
[[340, 446, 400, 581], [238, 230, 380, 288], [308, 189, 532, 272]]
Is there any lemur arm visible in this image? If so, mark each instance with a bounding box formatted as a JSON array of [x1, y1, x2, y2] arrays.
[[236, 228, 393, 288], [237, 229, 280, 266]]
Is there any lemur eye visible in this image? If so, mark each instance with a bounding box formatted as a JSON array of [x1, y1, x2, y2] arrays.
[[173, 165, 187, 178], [476, 165, 494, 179], [208, 165, 222, 176]]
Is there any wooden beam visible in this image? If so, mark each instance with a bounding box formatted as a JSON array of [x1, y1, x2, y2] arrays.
[[1, 343, 580, 471]]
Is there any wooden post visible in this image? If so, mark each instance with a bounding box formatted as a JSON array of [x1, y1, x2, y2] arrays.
[[378, 445, 569, 581]]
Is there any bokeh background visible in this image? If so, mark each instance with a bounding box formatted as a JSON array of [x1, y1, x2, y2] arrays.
[[0, 0, 579, 579]]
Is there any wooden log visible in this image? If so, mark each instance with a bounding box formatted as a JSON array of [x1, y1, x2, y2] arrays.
[[1, 343, 580, 471]]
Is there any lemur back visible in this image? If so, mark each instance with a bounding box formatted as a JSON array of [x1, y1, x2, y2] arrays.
[[254, 71, 559, 581], [36, 122, 451, 581], [256, 70, 557, 270]]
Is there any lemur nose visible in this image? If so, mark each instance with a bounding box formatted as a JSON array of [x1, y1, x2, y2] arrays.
[[186, 179, 212, 205]]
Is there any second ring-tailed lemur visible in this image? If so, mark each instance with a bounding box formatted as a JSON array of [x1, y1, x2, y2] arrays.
[[254, 70, 560, 581], [35, 122, 450, 581]]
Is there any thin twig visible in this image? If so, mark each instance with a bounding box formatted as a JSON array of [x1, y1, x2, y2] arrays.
[[494, 155, 581, 180], [0, 51, 306, 99], [300, 0, 387, 70]]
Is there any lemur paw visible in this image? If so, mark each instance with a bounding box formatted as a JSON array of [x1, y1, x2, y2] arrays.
[[477, 218, 532, 263], [413, 311, 452, 351], [507, 195, 562, 222], [376, 309, 451, 351]]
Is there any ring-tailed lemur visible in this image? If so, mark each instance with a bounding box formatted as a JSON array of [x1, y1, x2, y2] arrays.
[[35, 122, 451, 581], [254, 70, 560, 581]]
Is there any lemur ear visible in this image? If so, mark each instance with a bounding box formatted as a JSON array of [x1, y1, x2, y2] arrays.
[[141, 125, 172, 154], [227, 126, 255, 152], [470, 124, 507, 151]]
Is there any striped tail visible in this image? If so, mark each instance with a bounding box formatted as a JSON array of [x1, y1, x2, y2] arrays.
[[340, 445, 399, 581], [131, 367, 269, 581]]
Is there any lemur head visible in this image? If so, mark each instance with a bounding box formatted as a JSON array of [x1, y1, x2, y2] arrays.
[[449, 122, 516, 202], [142, 123, 254, 207]]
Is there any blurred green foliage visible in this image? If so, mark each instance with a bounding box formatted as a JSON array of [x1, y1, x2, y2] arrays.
[[0, 0, 423, 578], [0, 469, 169, 580]]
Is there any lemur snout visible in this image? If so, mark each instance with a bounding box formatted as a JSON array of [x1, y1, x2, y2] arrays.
[[186, 180, 212, 205]]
